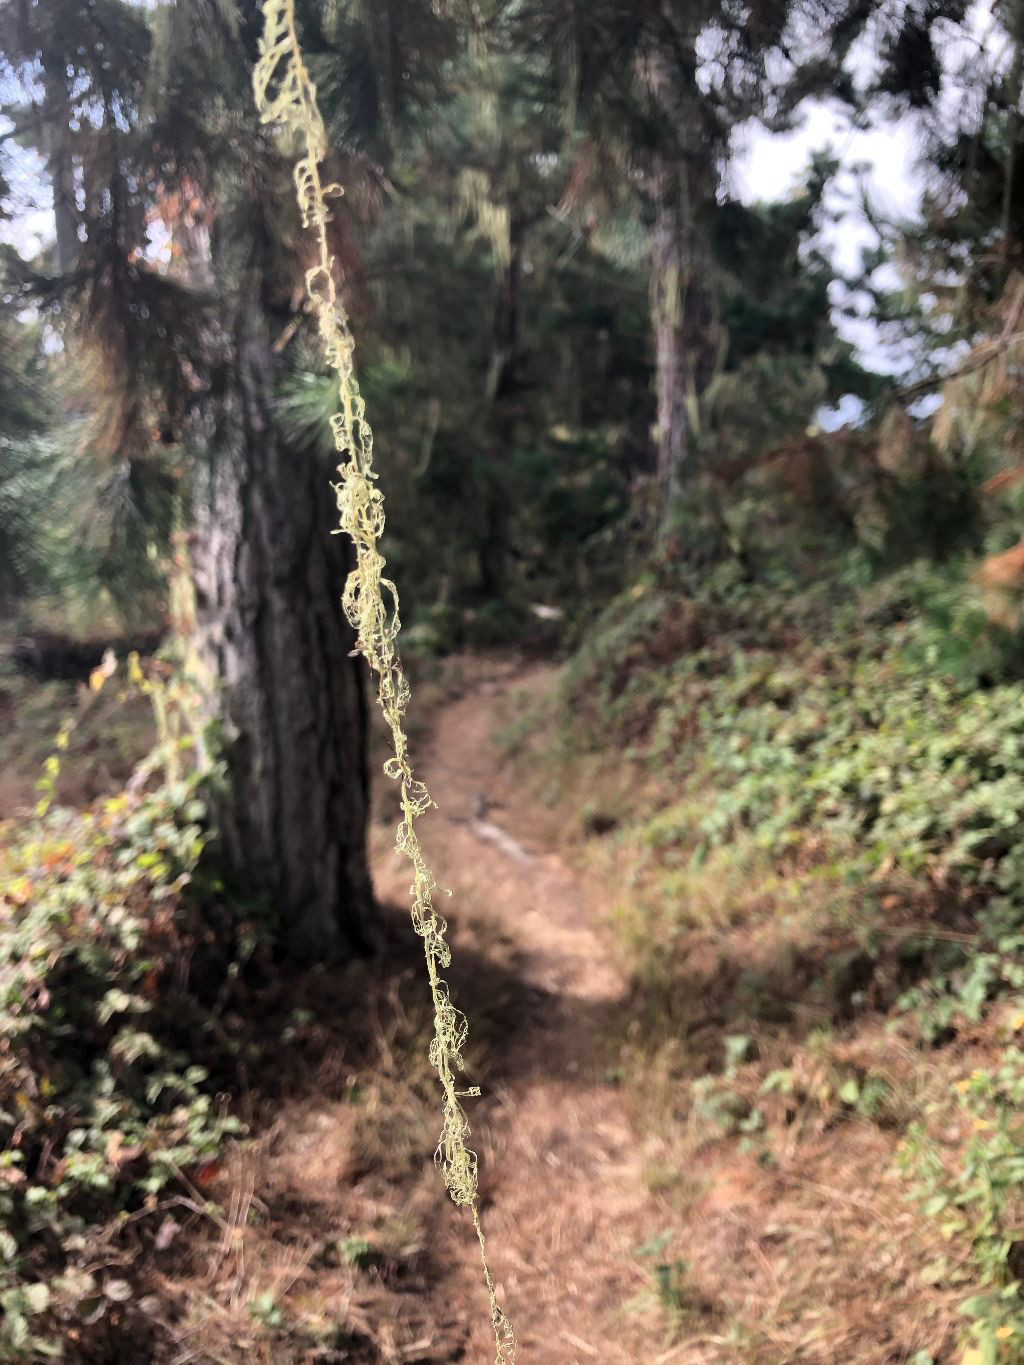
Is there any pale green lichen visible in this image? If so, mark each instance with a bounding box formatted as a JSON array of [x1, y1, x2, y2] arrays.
[[252, 5, 515, 1360]]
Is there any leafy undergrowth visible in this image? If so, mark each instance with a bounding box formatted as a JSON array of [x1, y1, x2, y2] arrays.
[[544, 560, 1024, 1363], [0, 655, 155, 820], [0, 664, 492, 1362], [0, 676, 259, 1359]]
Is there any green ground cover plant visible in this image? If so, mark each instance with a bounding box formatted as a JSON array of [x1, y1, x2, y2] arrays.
[[0, 670, 257, 1358], [556, 554, 1024, 1358]]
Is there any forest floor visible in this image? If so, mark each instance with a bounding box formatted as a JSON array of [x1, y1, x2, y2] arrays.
[[211, 655, 676, 1364], [229, 653, 966, 1365], [373, 657, 668, 1364], [0, 648, 972, 1362]]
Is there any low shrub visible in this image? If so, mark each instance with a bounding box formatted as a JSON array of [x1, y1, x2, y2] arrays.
[[0, 714, 257, 1357], [563, 561, 1024, 1356]]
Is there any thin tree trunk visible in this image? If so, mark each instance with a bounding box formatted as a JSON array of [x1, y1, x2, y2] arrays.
[[1002, 0, 1024, 244], [41, 62, 77, 275], [479, 213, 523, 600], [642, 15, 719, 532], [649, 153, 717, 528], [650, 162, 688, 511], [192, 281, 375, 964]]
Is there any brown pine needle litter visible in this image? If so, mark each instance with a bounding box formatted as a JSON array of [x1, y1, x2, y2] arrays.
[[251, 3, 516, 1360]]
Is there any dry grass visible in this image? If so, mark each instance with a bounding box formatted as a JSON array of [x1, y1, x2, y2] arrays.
[[6, 648, 1001, 1362], [615, 1020, 970, 1362], [124, 939, 480, 1362], [542, 792, 1010, 1360], [0, 658, 155, 817], [486, 683, 1008, 1363]]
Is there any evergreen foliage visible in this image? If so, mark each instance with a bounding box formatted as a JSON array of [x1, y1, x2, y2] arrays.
[[5, 1, 1024, 1356]]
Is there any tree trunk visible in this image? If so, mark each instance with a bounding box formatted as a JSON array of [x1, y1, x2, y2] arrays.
[[649, 154, 718, 526], [641, 10, 719, 533], [1002, 0, 1024, 244], [650, 165, 688, 512], [41, 61, 78, 276], [479, 213, 523, 600], [192, 280, 375, 964]]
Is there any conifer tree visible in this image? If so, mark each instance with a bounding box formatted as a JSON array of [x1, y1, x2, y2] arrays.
[[0, 0, 450, 960], [521, 0, 887, 524]]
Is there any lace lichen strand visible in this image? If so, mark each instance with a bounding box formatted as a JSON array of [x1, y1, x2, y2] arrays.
[[252, 4, 516, 1361]]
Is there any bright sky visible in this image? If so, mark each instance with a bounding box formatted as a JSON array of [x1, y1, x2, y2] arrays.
[[733, 103, 923, 402], [726, 0, 1002, 425], [734, 106, 921, 274], [0, 135, 49, 256], [2, 0, 1003, 404]]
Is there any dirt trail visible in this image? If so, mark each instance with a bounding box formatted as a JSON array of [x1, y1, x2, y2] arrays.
[[213, 654, 959, 1365], [370, 658, 665, 1364]]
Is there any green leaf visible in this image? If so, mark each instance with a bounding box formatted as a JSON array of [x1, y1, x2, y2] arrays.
[[634, 1230, 673, 1258], [838, 1078, 860, 1106], [22, 1283, 50, 1314]]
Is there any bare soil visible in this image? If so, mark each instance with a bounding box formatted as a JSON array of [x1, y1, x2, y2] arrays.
[[12, 652, 969, 1362], [163, 656, 671, 1363], [372, 657, 666, 1363]]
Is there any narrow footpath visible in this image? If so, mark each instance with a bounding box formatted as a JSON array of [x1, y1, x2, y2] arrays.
[[370, 660, 668, 1364]]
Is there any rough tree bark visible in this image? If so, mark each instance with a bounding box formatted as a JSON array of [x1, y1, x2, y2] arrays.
[[192, 276, 375, 964], [641, 22, 719, 531], [649, 154, 717, 525]]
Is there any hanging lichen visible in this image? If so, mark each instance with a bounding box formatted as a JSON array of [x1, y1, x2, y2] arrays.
[[252, 4, 515, 1361]]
